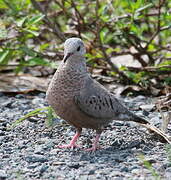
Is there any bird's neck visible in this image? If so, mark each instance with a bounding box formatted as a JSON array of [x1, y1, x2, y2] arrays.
[[61, 56, 88, 74]]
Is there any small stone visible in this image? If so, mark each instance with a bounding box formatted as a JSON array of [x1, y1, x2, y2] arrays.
[[121, 167, 129, 172], [114, 156, 124, 163], [52, 161, 66, 166], [111, 139, 122, 147], [128, 140, 141, 149], [150, 116, 160, 125], [165, 167, 171, 179], [0, 130, 5, 136], [145, 158, 156, 164], [27, 163, 39, 169], [142, 110, 149, 116], [131, 168, 140, 174], [0, 92, 4, 97], [109, 171, 122, 177], [36, 137, 49, 144], [50, 149, 59, 155], [38, 93, 46, 98], [79, 175, 89, 180], [25, 154, 48, 163], [15, 94, 25, 99], [68, 162, 80, 169], [17, 140, 28, 149], [44, 141, 54, 149], [1, 100, 12, 108], [52, 118, 61, 125], [0, 170, 7, 179], [88, 169, 95, 175], [140, 104, 155, 111], [35, 164, 48, 174], [34, 145, 44, 155]]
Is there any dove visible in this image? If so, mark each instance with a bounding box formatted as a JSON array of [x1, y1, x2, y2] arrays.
[[46, 37, 170, 151]]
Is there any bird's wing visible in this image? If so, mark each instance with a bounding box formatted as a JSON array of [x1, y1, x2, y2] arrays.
[[74, 77, 130, 119]]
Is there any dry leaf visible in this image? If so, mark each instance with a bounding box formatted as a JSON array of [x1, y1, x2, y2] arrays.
[[0, 73, 49, 93]]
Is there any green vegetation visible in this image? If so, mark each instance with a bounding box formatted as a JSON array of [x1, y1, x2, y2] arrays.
[[0, 0, 171, 87], [139, 154, 161, 180], [139, 145, 171, 180], [8, 107, 51, 129]]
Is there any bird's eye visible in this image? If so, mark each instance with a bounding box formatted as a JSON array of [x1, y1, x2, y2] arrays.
[[77, 46, 80, 51]]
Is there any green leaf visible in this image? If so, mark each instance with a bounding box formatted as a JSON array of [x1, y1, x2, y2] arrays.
[[0, 27, 7, 39], [2, 0, 19, 14], [135, 3, 153, 14], [0, 49, 11, 64], [16, 16, 28, 27], [9, 107, 50, 129], [39, 43, 50, 51], [27, 14, 45, 25], [100, 30, 105, 43], [20, 46, 37, 57], [138, 154, 161, 179], [26, 57, 49, 66], [45, 107, 54, 128], [24, 29, 39, 36], [0, 0, 8, 8]]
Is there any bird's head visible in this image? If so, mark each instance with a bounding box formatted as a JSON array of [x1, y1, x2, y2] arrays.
[[63, 37, 86, 63]]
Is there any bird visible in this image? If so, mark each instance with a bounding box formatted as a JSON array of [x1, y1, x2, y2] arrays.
[[46, 37, 171, 151]]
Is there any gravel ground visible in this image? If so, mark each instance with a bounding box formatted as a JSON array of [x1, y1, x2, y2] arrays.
[[0, 92, 171, 180]]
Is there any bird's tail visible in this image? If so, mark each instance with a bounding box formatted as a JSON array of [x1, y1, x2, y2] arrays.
[[131, 114, 149, 124]]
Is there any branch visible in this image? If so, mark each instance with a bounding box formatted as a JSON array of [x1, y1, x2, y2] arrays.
[[93, 0, 133, 83], [30, 0, 66, 41], [126, 65, 171, 74]]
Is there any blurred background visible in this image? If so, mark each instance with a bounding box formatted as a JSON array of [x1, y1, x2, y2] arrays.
[[0, 0, 171, 96]]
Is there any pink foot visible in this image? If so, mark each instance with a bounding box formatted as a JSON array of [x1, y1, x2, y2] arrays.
[[85, 133, 101, 152], [58, 143, 80, 149], [85, 145, 100, 152], [57, 131, 81, 149]]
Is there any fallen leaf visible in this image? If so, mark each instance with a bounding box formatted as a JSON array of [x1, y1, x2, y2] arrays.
[[0, 73, 49, 93], [118, 85, 146, 96]]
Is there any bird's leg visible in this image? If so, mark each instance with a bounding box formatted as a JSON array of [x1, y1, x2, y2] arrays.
[[58, 128, 82, 149], [85, 131, 102, 152]]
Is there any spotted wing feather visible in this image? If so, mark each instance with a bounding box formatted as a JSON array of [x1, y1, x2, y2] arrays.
[[74, 77, 129, 119]]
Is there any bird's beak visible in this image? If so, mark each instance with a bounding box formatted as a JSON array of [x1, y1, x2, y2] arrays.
[[63, 52, 73, 63]]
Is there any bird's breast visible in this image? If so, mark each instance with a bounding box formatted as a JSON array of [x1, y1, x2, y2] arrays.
[[46, 66, 86, 111]]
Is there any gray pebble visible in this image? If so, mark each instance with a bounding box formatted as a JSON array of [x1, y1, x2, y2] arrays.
[[27, 162, 40, 169], [25, 154, 48, 163], [1, 100, 12, 108], [15, 94, 25, 99], [0, 93, 169, 180], [68, 162, 80, 169], [0, 170, 7, 179], [121, 166, 129, 172], [0, 92, 4, 97], [0, 130, 5, 136], [36, 164, 48, 174]]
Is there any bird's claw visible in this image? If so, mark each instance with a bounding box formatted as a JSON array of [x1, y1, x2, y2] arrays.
[[85, 145, 100, 152], [57, 143, 81, 149]]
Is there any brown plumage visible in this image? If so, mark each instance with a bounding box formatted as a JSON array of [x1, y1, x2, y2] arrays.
[[46, 38, 170, 151]]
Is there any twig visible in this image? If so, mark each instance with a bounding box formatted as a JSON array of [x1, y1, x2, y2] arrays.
[[71, 0, 85, 25], [94, 0, 132, 83], [70, 0, 85, 37], [109, 3, 154, 23], [157, 0, 162, 44], [145, 0, 168, 50], [126, 65, 171, 74], [30, 0, 66, 41], [121, 29, 148, 67]]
